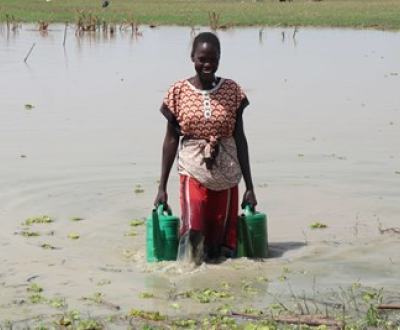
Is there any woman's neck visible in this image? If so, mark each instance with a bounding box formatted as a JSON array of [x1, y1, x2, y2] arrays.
[[190, 76, 219, 90]]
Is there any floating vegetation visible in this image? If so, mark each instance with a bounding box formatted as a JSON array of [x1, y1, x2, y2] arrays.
[[81, 292, 120, 311], [41, 243, 57, 250], [24, 215, 53, 226], [27, 282, 43, 293], [71, 217, 84, 221], [134, 184, 145, 193], [75, 319, 103, 330], [96, 279, 111, 286], [182, 288, 233, 303], [256, 276, 268, 282], [278, 275, 287, 282], [28, 293, 45, 304], [24, 103, 35, 110], [68, 232, 80, 239], [172, 318, 198, 327], [55, 310, 81, 327], [124, 230, 138, 236], [56, 316, 73, 327], [130, 218, 145, 226], [49, 297, 66, 309], [127, 309, 168, 321], [139, 292, 154, 298], [283, 265, 292, 273], [21, 230, 40, 237], [171, 302, 180, 310], [241, 281, 259, 294], [240, 308, 264, 316], [309, 221, 328, 229]]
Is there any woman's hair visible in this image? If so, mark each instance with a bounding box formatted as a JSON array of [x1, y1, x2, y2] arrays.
[[191, 32, 221, 58]]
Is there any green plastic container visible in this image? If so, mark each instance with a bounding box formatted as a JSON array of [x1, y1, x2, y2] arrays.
[[237, 205, 268, 258], [146, 204, 180, 262]]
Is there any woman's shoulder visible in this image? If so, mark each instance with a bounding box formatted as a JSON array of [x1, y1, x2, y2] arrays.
[[221, 78, 242, 87], [219, 78, 245, 92], [169, 78, 190, 88], [166, 79, 191, 93]]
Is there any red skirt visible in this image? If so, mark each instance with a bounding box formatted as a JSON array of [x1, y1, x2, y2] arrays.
[[179, 175, 239, 250]]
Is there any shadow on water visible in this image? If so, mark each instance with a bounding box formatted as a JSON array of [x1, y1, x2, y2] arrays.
[[267, 241, 306, 258]]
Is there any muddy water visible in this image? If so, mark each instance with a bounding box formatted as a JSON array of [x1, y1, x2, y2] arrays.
[[1, 25, 400, 325]]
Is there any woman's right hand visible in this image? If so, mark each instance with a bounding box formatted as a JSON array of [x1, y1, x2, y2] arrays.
[[154, 189, 168, 208]]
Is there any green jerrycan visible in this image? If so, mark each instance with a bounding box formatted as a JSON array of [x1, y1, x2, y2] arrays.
[[237, 205, 268, 258], [146, 204, 180, 262]]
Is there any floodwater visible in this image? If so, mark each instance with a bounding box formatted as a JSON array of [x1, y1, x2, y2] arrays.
[[1, 24, 400, 326]]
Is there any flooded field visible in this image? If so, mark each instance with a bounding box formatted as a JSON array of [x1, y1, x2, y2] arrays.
[[1, 24, 400, 327]]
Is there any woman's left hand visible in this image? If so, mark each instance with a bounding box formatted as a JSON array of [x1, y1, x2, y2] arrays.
[[241, 189, 257, 210]]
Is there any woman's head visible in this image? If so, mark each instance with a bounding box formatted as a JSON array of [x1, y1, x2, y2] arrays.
[[191, 32, 221, 59], [191, 32, 221, 84]]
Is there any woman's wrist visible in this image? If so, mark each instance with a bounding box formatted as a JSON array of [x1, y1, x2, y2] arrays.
[[245, 184, 254, 191]]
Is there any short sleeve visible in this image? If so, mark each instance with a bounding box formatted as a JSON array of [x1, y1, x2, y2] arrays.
[[160, 82, 182, 135], [236, 82, 250, 116], [163, 81, 182, 118]]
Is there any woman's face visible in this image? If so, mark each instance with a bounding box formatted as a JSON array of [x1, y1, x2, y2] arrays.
[[192, 42, 220, 83]]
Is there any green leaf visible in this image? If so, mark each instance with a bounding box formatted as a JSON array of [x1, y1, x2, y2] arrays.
[[310, 221, 328, 229]]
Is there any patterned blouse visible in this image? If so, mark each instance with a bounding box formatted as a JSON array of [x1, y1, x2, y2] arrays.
[[161, 78, 249, 190], [162, 78, 249, 140]]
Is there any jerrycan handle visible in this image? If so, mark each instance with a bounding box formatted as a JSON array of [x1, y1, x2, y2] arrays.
[[242, 204, 255, 258], [151, 207, 163, 260], [157, 204, 172, 216], [243, 204, 255, 216]]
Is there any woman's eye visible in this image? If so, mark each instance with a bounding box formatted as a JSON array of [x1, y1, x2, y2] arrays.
[[198, 57, 217, 64]]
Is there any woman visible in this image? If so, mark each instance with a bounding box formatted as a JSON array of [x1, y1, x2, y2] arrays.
[[154, 32, 257, 264]]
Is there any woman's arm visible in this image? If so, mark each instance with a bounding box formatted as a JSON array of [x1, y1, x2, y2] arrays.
[[234, 111, 258, 209], [154, 105, 180, 208]]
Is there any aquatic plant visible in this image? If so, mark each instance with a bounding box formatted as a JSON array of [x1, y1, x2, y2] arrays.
[[309, 221, 327, 229], [68, 232, 80, 239], [24, 215, 53, 225]]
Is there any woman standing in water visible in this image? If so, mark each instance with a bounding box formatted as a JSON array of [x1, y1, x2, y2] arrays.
[[154, 31, 257, 264]]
